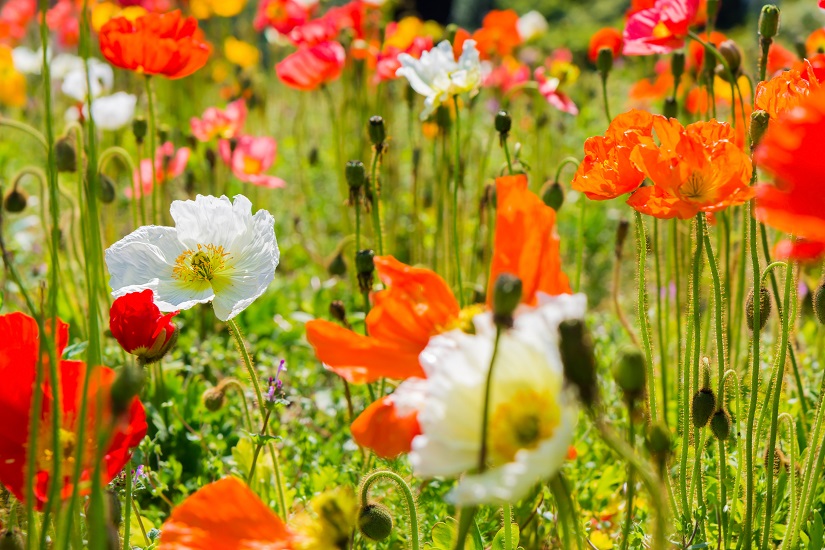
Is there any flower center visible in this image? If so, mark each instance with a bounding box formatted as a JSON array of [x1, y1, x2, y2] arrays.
[[37, 426, 80, 474], [680, 171, 714, 203], [242, 155, 262, 175], [172, 244, 230, 285], [489, 388, 561, 465], [440, 304, 486, 334]]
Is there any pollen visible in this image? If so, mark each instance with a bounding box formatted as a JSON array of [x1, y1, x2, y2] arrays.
[[488, 388, 561, 465], [440, 304, 486, 334], [172, 244, 230, 284]]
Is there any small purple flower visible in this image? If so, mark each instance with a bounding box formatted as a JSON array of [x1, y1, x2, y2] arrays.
[[265, 360, 287, 404], [132, 464, 146, 483]]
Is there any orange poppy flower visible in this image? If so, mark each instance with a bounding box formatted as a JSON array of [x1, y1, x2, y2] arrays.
[[629, 61, 675, 103], [350, 384, 423, 458], [628, 117, 754, 219], [571, 109, 655, 200], [588, 28, 623, 63], [754, 87, 825, 242], [489, 174, 571, 305], [99, 10, 211, 79], [687, 31, 726, 73], [754, 60, 821, 119], [160, 477, 295, 549], [806, 28, 825, 56], [767, 42, 799, 75], [472, 9, 522, 59]]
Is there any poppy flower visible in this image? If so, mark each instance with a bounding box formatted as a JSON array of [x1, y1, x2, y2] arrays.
[[517, 11, 548, 42], [0, 45, 26, 107], [534, 66, 578, 115], [99, 10, 211, 79], [623, 0, 700, 56], [189, 0, 246, 19], [129, 141, 190, 198], [350, 379, 425, 458], [254, 0, 314, 34], [754, 87, 825, 242], [190, 99, 247, 142], [46, 0, 80, 48], [772, 239, 825, 262], [0, 312, 147, 509], [755, 60, 821, 119], [483, 55, 530, 94], [472, 9, 522, 60], [767, 42, 799, 76], [109, 289, 178, 364], [218, 135, 287, 189], [224, 37, 260, 69], [628, 117, 754, 219], [0, 0, 37, 47], [589, 28, 623, 63], [629, 60, 674, 103], [571, 109, 655, 200], [276, 40, 346, 91], [160, 477, 296, 549], [806, 28, 825, 57]]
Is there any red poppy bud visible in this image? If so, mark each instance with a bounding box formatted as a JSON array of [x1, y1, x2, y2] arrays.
[[109, 290, 178, 364]]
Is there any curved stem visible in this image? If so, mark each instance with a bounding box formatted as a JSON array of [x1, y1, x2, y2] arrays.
[[359, 470, 420, 550], [0, 118, 47, 150], [452, 95, 464, 307], [553, 156, 580, 184]]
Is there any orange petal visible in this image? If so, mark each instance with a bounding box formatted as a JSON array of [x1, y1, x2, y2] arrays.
[[159, 477, 294, 550], [489, 175, 571, 306], [305, 319, 424, 384], [626, 185, 693, 219], [351, 395, 421, 459]]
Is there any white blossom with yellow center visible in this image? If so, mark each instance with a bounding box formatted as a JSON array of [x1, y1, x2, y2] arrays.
[[396, 293, 585, 505], [105, 194, 279, 321]]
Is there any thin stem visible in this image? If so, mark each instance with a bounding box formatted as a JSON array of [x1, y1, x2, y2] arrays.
[[553, 156, 580, 184], [502, 503, 514, 550], [247, 408, 273, 484], [452, 95, 465, 307], [743, 201, 761, 549], [0, 118, 48, 150], [653, 219, 668, 416], [360, 470, 420, 550], [368, 150, 384, 255], [124, 459, 133, 550], [145, 75, 159, 225], [501, 137, 514, 175], [478, 326, 503, 472], [574, 195, 587, 292], [635, 211, 657, 421], [227, 318, 265, 414], [620, 401, 636, 550], [600, 74, 612, 122]]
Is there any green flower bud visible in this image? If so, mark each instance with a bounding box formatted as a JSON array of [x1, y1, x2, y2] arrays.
[[671, 51, 686, 82], [495, 110, 512, 135], [308, 146, 319, 166], [202, 386, 225, 412], [559, 319, 598, 407], [718, 39, 742, 76], [368, 116, 386, 147], [358, 503, 393, 541], [759, 5, 780, 40], [110, 364, 146, 418], [663, 97, 678, 119], [492, 273, 522, 328], [327, 251, 347, 277], [205, 147, 217, 171], [746, 286, 772, 332], [157, 124, 170, 144], [132, 117, 147, 143], [55, 136, 77, 173], [356, 249, 375, 294], [710, 409, 732, 441], [100, 173, 116, 204], [750, 110, 770, 148], [813, 280, 825, 325], [596, 46, 613, 76], [692, 388, 716, 428], [646, 423, 672, 455], [345, 161, 366, 190], [0, 529, 24, 550], [613, 347, 646, 400], [4, 187, 28, 213], [541, 181, 564, 211]]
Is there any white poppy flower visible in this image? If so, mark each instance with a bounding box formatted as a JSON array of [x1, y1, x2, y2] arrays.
[[61, 59, 114, 101], [89, 92, 137, 130], [396, 39, 481, 120], [398, 293, 585, 505], [50, 53, 86, 80], [517, 11, 549, 42], [105, 194, 279, 321], [12, 47, 43, 75]]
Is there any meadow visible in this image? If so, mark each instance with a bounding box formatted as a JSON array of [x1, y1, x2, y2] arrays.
[[0, 0, 824, 548]]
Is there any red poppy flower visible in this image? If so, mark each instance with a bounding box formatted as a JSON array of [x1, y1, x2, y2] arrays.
[[46, 0, 80, 48], [254, 0, 312, 34], [754, 87, 825, 242], [773, 239, 825, 262], [0, 0, 37, 47], [767, 42, 799, 76], [483, 55, 530, 93], [623, 0, 700, 56], [99, 10, 211, 79], [0, 312, 147, 509], [589, 28, 623, 63], [276, 41, 346, 91], [472, 9, 522, 59], [109, 290, 178, 364], [161, 477, 296, 549]]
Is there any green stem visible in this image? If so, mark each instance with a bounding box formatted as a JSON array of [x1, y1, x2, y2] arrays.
[[124, 458, 133, 550], [368, 150, 384, 255], [0, 118, 48, 150], [452, 95, 465, 308], [478, 327, 503, 472], [145, 75, 159, 225], [359, 470, 420, 550], [574, 195, 587, 292], [743, 202, 761, 549], [502, 503, 514, 550], [554, 157, 580, 184], [620, 402, 636, 550], [600, 74, 612, 122], [635, 211, 657, 421], [247, 409, 272, 484], [501, 137, 514, 175], [653, 219, 668, 419]]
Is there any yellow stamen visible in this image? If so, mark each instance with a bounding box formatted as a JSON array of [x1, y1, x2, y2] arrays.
[[489, 388, 561, 465]]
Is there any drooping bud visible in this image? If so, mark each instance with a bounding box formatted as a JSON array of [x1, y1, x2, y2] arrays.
[[663, 97, 678, 119], [646, 422, 672, 456], [110, 363, 146, 417], [671, 51, 686, 83], [99, 173, 116, 204], [132, 117, 148, 144], [692, 388, 716, 428], [55, 136, 77, 173], [358, 503, 393, 541], [759, 5, 780, 40], [202, 386, 226, 412], [813, 279, 825, 325], [329, 300, 348, 325], [308, 146, 319, 166], [491, 273, 522, 328], [746, 286, 771, 332], [613, 347, 646, 402], [4, 187, 28, 213], [368, 116, 386, 149], [541, 181, 564, 211], [0, 529, 24, 550], [710, 409, 732, 441], [750, 110, 770, 148], [356, 249, 375, 294], [718, 40, 742, 76], [559, 319, 598, 407], [596, 46, 613, 76], [495, 110, 512, 135], [327, 250, 347, 277], [109, 289, 179, 365]]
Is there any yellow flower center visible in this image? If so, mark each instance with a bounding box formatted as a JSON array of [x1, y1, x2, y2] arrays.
[[37, 426, 81, 474], [489, 388, 561, 465], [441, 304, 486, 334], [172, 244, 230, 287], [652, 21, 672, 39], [242, 156, 262, 175]]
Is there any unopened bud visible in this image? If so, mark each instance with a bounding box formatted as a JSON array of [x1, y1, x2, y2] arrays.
[[368, 116, 386, 147], [327, 251, 347, 277], [559, 319, 598, 406], [671, 51, 686, 82], [4, 187, 28, 213], [613, 347, 646, 401], [710, 409, 732, 441], [692, 388, 716, 428], [541, 181, 564, 211], [813, 280, 825, 325], [356, 249, 375, 294], [358, 503, 393, 541], [346, 161, 366, 190], [596, 46, 613, 76], [746, 286, 771, 332], [615, 219, 630, 260], [492, 273, 522, 328], [663, 97, 678, 119], [750, 110, 770, 148], [718, 40, 742, 76], [0, 529, 24, 550], [110, 364, 145, 417], [55, 136, 77, 173], [308, 146, 319, 166], [759, 5, 780, 40], [495, 110, 511, 135], [329, 300, 347, 324], [100, 173, 116, 204], [205, 148, 217, 171], [202, 386, 225, 412], [157, 124, 170, 144], [435, 104, 451, 131], [132, 117, 147, 144], [646, 423, 672, 455]]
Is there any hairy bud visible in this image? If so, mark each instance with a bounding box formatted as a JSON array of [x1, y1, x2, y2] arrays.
[[358, 503, 393, 541], [746, 286, 771, 332]]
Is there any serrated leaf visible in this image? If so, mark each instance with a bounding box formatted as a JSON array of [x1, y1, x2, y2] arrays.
[[492, 523, 520, 550]]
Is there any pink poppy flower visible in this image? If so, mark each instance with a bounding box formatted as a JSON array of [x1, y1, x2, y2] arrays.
[[0, 0, 37, 46], [276, 41, 346, 91], [773, 239, 825, 262], [46, 0, 79, 48], [129, 142, 190, 198], [254, 0, 314, 34], [534, 67, 578, 115], [190, 99, 247, 142], [483, 55, 530, 94], [623, 0, 700, 56], [219, 135, 286, 189]]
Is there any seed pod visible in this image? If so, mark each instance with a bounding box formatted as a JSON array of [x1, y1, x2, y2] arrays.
[[612, 347, 646, 400], [329, 300, 347, 325], [746, 286, 771, 332], [541, 181, 564, 211], [492, 273, 522, 329], [0, 529, 24, 550], [718, 39, 742, 76], [813, 280, 825, 325], [356, 249, 375, 294], [4, 187, 28, 213], [663, 97, 678, 119], [132, 117, 148, 144], [559, 319, 598, 407], [710, 409, 732, 441], [202, 386, 225, 412], [692, 388, 716, 428], [750, 110, 770, 148], [345, 160, 366, 190], [759, 5, 780, 39], [358, 503, 393, 541], [368, 116, 386, 148]]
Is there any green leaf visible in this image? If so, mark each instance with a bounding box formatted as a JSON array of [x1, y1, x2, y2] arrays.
[[808, 511, 824, 550], [62, 341, 87, 359], [492, 523, 520, 550], [424, 517, 484, 550]]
